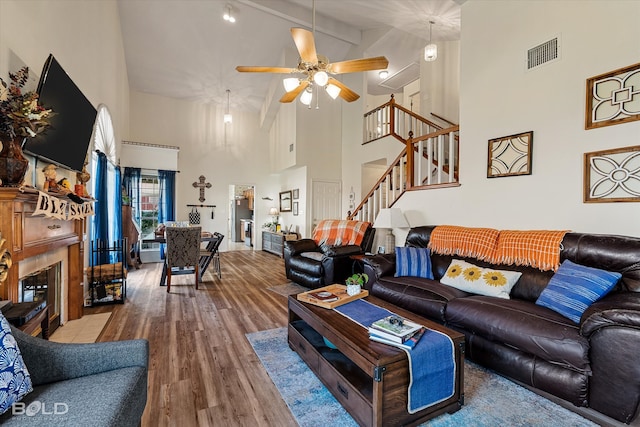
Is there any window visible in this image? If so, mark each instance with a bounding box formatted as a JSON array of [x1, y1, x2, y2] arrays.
[[140, 174, 160, 249]]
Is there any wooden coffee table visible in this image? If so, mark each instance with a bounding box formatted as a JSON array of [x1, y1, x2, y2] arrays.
[[288, 294, 465, 427]]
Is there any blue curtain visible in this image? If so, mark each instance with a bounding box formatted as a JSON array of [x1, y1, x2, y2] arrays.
[[123, 167, 142, 224], [158, 169, 176, 259], [90, 151, 124, 264], [108, 163, 123, 263], [91, 151, 109, 265]]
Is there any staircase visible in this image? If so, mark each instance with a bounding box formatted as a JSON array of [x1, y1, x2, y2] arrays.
[[349, 95, 460, 222]]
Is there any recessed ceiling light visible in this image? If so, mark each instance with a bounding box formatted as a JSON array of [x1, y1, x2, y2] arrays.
[[379, 70, 389, 79]]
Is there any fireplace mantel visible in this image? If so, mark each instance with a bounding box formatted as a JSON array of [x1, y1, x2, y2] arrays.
[[0, 188, 84, 320]]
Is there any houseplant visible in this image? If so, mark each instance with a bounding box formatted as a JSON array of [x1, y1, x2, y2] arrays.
[[0, 67, 53, 186], [345, 272, 368, 296]]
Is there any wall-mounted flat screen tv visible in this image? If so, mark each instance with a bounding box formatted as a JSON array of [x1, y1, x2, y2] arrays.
[[22, 54, 97, 173]]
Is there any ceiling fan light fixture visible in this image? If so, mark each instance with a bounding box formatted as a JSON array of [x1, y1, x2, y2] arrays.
[[300, 87, 313, 105], [424, 21, 437, 62], [313, 71, 329, 87], [283, 77, 300, 92], [379, 70, 389, 79], [325, 84, 341, 100]]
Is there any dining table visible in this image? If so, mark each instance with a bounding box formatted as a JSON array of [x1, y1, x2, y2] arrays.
[[143, 231, 219, 286]]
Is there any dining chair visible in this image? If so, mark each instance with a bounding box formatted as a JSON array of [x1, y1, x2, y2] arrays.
[[200, 232, 224, 280], [165, 226, 201, 293]]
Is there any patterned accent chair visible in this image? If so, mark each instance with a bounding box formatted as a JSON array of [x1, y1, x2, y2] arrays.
[[284, 220, 375, 289], [165, 226, 201, 293]]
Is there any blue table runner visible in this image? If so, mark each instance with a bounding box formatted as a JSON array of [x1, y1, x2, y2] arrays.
[[334, 299, 456, 414]]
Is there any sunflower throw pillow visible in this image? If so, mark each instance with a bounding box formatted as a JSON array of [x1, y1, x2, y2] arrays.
[[440, 259, 522, 299]]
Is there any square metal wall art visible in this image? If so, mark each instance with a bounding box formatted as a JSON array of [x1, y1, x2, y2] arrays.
[[487, 131, 533, 178], [585, 63, 640, 130], [584, 145, 640, 203]]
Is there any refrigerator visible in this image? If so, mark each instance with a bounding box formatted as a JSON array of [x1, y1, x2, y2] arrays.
[[230, 198, 252, 242]]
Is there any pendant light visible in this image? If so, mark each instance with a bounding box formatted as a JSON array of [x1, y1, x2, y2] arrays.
[[424, 21, 437, 62], [223, 89, 232, 124]]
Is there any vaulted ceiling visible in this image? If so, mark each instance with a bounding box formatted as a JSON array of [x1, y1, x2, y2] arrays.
[[117, 0, 462, 112]]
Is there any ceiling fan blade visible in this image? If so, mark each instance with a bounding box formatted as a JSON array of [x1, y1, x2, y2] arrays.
[[279, 80, 310, 103], [327, 78, 360, 102], [236, 66, 298, 73], [291, 28, 318, 64], [327, 56, 389, 74]]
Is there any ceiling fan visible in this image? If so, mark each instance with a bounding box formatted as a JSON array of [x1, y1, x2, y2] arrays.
[[235, 3, 388, 105]]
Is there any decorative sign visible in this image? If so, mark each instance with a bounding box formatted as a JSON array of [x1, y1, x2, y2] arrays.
[[487, 131, 533, 178], [32, 191, 95, 220], [585, 63, 640, 130], [584, 145, 640, 203], [192, 175, 212, 202]]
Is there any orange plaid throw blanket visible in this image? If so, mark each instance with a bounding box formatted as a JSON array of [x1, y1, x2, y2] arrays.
[[494, 230, 569, 271], [428, 225, 500, 261], [312, 220, 371, 247]]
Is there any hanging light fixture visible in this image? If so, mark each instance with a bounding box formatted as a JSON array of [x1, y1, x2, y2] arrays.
[[223, 4, 236, 23], [424, 21, 437, 62], [223, 89, 232, 124], [283, 77, 300, 92]]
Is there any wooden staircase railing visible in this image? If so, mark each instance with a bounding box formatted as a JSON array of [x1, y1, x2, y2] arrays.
[[349, 96, 460, 221], [363, 94, 444, 145]]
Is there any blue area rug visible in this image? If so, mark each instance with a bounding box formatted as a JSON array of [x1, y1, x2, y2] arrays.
[[246, 327, 598, 427]]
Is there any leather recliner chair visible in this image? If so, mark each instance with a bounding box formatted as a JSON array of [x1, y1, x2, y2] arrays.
[[284, 221, 375, 289]]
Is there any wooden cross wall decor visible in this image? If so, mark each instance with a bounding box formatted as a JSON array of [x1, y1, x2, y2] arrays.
[[192, 175, 212, 202]]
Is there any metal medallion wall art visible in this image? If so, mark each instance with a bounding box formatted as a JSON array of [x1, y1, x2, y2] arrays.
[[585, 63, 640, 130], [584, 145, 640, 203], [487, 131, 533, 178]]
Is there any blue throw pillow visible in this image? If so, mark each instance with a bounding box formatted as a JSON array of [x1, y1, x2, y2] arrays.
[[395, 247, 433, 279], [0, 312, 33, 415], [536, 259, 621, 324]]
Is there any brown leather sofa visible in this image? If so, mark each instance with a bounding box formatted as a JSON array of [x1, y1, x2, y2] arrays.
[[284, 223, 375, 289], [362, 226, 640, 424]]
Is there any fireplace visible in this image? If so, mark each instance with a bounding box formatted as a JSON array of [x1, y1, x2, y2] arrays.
[[18, 261, 62, 334], [0, 188, 85, 327]]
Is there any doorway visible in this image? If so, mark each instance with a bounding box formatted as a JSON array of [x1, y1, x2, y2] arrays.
[[228, 184, 255, 251], [311, 180, 341, 234]]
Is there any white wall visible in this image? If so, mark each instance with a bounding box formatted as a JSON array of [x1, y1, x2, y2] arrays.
[[393, 0, 640, 241], [0, 0, 129, 183], [127, 91, 277, 251]]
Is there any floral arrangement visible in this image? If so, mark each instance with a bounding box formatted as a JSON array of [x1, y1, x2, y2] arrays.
[[345, 272, 368, 287], [0, 67, 53, 139]]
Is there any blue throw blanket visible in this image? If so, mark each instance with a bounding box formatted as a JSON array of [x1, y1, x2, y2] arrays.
[[334, 299, 455, 413]]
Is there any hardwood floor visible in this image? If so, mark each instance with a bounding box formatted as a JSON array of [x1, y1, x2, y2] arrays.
[[87, 250, 297, 427]]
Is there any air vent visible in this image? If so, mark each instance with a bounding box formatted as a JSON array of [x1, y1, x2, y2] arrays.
[[379, 62, 420, 90], [527, 36, 560, 70]]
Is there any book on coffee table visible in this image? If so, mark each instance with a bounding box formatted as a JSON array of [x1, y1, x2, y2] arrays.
[[370, 327, 427, 350], [370, 315, 422, 340]]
